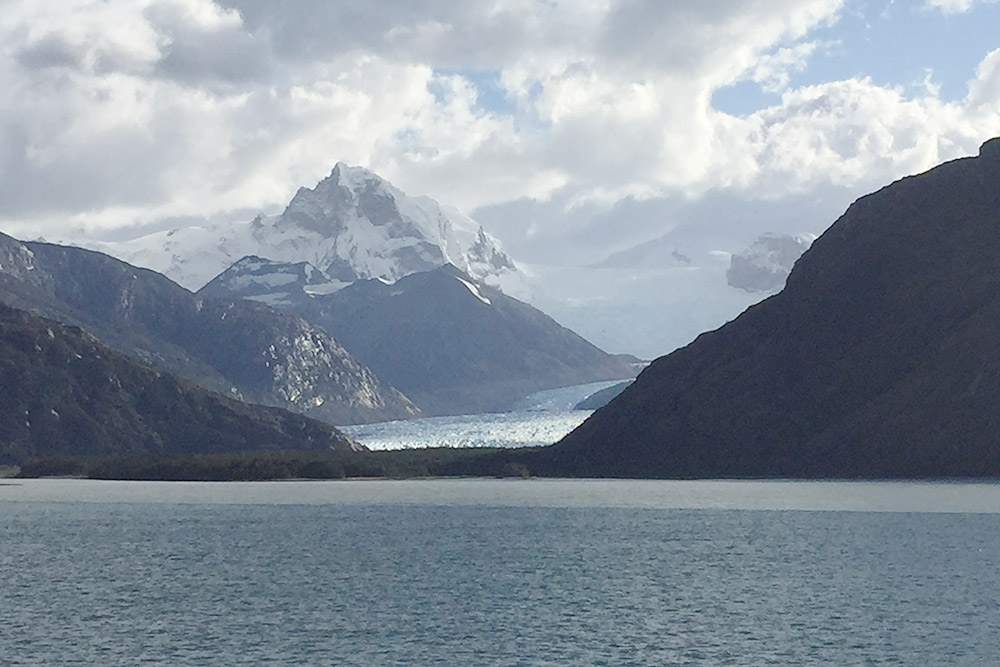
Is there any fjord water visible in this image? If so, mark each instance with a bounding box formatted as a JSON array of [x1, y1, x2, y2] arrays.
[[5, 479, 1000, 665]]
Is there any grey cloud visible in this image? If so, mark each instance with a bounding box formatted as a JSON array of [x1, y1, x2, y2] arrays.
[[154, 34, 272, 87], [15, 34, 84, 71], [143, 4, 274, 86], [218, 1, 461, 61], [14, 5, 273, 87], [595, 0, 840, 80], [14, 27, 155, 79], [598, 1, 711, 72], [0, 124, 167, 219], [473, 182, 858, 267], [218, 0, 587, 69]]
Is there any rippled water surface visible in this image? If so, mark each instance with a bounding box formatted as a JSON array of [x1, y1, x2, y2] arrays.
[[4, 479, 1000, 665]]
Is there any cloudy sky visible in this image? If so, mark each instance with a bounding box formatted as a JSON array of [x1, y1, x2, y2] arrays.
[[3, 0, 999, 259], [3, 0, 1000, 356]]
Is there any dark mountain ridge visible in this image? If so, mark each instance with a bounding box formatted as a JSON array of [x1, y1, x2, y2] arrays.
[[0, 303, 360, 465], [543, 138, 1000, 478], [200, 262, 637, 415], [0, 234, 418, 425]]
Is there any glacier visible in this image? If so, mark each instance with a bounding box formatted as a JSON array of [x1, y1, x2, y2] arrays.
[[342, 381, 623, 450]]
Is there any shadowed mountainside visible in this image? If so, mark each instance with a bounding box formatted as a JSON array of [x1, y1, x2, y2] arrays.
[[0, 304, 360, 465], [0, 235, 418, 425], [541, 138, 1000, 479], [201, 263, 638, 415]]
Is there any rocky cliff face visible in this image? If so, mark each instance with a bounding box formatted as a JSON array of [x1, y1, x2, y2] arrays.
[[0, 303, 361, 465], [542, 138, 1000, 479], [0, 235, 419, 425]]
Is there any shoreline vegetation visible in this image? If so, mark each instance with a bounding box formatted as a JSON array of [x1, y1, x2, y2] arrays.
[[15, 447, 1000, 484], [13, 448, 535, 482], [17, 449, 1000, 482]]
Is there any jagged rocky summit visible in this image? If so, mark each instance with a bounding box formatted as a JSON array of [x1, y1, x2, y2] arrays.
[[78, 163, 520, 292], [0, 303, 361, 466], [539, 138, 1000, 479], [0, 233, 419, 425]]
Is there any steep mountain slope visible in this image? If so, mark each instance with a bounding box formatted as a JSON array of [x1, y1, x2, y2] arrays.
[[0, 303, 360, 465], [0, 234, 418, 425], [200, 263, 638, 415], [543, 138, 1000, 479], [74, 163, 519, 292]]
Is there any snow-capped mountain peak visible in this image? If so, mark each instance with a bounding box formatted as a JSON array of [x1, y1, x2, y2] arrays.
[[261, 161, 518, 287], [64, 163, 520, 292]]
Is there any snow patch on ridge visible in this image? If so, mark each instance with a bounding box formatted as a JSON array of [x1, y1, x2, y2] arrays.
[[228, 271, 300, 289], [303, 281, 350, 296], [455, 276, 491, 305]]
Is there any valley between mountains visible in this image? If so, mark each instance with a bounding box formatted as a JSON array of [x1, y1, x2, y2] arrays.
[[10, 141, 999, 479], [0, 162, 639, 465]]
